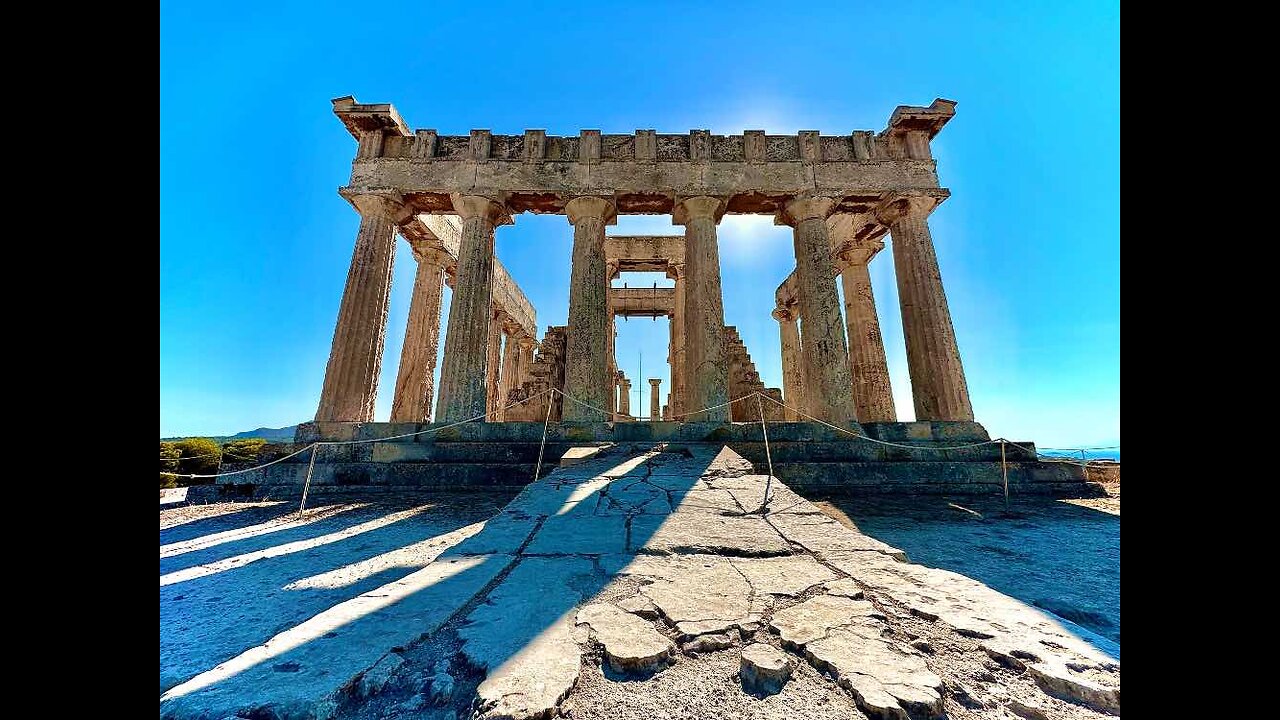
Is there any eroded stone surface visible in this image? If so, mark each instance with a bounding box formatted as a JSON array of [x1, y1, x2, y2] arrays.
[[461, 557, 596, 720], [769, 595, 885, 648], [730, 555, 837, 597], [739, 643, 795, 696], [163, 445, 1119, 719], [576, 603, 674, 674], [806, 628, 944, 720]]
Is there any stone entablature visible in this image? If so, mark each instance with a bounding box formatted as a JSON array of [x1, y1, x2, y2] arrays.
[[332, 96, 955, 217]]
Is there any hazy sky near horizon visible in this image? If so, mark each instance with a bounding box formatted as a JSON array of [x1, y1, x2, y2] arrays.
[[160, 1, 1119, 446]]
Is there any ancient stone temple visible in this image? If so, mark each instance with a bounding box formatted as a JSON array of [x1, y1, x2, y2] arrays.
[[236, 95, 1087, 496], [173, 96, 1119, 720], [314, 96, 967, 427]]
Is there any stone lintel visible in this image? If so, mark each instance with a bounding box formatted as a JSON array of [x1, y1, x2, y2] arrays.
[[604, 235, 686, 270], [331, 96, 411, 140], [610, 286, 675, 317]]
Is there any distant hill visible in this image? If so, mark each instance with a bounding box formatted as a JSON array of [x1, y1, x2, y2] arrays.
[[161, 425, 297, 443]]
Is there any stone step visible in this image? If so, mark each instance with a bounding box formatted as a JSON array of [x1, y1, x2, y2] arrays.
[[727, 440, 1037, 463], [757, 460, 1090, 494]]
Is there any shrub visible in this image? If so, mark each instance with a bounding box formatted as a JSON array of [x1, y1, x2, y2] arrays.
[[160, 441, 180, 488], [172, 437, 222, 484], [222, 438, 267, 463]]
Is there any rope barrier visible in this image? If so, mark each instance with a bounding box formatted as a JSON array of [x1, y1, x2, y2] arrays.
[[162, 384, 1115, 486], [164, 387, 556, 480]]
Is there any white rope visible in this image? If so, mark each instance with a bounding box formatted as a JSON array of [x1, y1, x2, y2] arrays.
[[166, 388, 555, 479], [755, 392, 1004, 451], [672, 392, 757, 420], [165, 382, 1114, 482], [317, 386, 552, 443]]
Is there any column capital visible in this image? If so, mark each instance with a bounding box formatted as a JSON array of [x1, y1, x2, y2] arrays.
[[873, 190, 949, 225], [665, 261, 686, 281], [772, 306, 797, 323], [606, 260, 621, 280], [518, 335, 537, 350], [672, 195, 727, 225], [649, 378, 662, 387], [450, 193, 513, 226], [776, 195, 837, 227], [564, 196, 618, 225], [347, 191, 414, 225], [837, 239, 886, 266]]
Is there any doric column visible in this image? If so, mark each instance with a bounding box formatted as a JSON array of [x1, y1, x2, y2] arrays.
[[562, 197, 617, 421], [516, 336, 536, 387], [778, 196, 857, 423], [497, 327, 522, 420], [649, 379, 662, 422], [839, 243, 897, 422], [772, 307, 807, 422], [389, 244, 449, 422], [619, 378, 632, 417], [485, 309, 504, 420], [672, 198, 729, 421], [877, 193, 973, 421], [667, 262, 687, 418], [316, 193, 411, 422], [436, 194, 510, 422]]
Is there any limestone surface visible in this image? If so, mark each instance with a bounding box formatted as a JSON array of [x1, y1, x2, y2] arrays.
[[161, 445, 1119, 720], [739, 643, 795, 696], [576, 603, 675, 674]]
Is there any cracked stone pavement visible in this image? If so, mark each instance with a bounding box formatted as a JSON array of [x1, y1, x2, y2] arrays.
[[160, 444, 1120, 720]]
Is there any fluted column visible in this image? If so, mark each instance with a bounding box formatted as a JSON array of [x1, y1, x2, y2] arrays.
[[562, 197, 616, 421], [672, 198, 729, 421], [649, 379, 662, 422], [496, 328, 522, 420], [485, 310, 504, 420], [778, 196, 857, 423], [619, 378, 632, 416], [839, 243, 897, 422], [772, 307, 806, 422], [389, 244, 449, 422], [667, 262, 687, 418], [316, 193, 410, 422], [878, 194, 973, 421], [437, 194, 510, 422], [516, 336, 536, 387]]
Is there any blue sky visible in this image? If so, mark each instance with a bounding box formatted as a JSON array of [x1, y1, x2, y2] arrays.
[[160, 1, 1119, 446]]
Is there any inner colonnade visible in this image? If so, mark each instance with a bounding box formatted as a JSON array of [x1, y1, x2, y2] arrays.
[[313, 95, 974, 429]]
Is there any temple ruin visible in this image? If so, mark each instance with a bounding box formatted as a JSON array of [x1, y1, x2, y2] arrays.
[[314, 95, 967, 432]]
